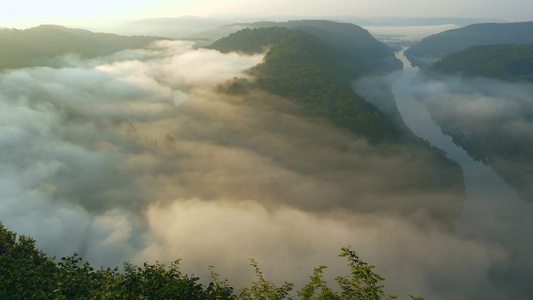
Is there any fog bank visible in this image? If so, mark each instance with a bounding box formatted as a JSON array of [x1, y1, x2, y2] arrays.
[[0, 40, 507, 299]]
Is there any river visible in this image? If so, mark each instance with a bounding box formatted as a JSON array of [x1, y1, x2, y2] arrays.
[[391, 50, 533, 299]]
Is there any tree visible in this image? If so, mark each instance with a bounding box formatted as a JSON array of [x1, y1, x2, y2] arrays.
[[0, 222, 423, 299]]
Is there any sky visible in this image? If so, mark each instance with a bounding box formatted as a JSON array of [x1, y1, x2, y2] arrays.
[[1, 0, 532, 29]]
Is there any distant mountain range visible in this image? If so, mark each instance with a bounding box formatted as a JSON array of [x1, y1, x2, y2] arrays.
[[405, 21, 533, 68], [0, 25, 162, 70], [112, 16, 231, 39], [341, 16, 506, 27], [108, 16, 505, 40]]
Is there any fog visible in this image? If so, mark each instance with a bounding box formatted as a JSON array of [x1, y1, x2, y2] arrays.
[[0, 40, 521, 299], [412, 71, 533, 201], [413, 75, 533, 135]]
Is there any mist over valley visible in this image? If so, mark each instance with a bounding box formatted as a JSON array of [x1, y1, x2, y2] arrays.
[[1, 7, 533, 299]]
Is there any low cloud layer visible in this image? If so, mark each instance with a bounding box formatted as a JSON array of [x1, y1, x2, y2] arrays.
[[413, 75, 533, 132], [139, 198, 505, 299], [0, 40, 511, 299]]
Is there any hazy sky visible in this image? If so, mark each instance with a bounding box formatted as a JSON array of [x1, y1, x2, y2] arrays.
[[2, 0, 532, 28]]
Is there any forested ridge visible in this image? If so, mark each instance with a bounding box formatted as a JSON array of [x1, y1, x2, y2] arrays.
[[211, 27, 402, 143], [210, 26, 465, 225], [226, 20, 402, 73], [211, 26, 462, 150], [0, 222, 422, 299], [0, 25, 163, 70], [208, 27, 292, 54], [432, 43, 533, 81], [250, 29, 401, 142], [405, 21, 533, 68]]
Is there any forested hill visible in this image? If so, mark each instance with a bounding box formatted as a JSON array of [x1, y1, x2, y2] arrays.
[[208, 27, 293, 55], [0, 25, 162, 70], [208, 20, 401, 73], [210, 26, 465, 226], [432, 43, 533, 81], [209, 27, 401, 142], [405, 21, 533, 68]]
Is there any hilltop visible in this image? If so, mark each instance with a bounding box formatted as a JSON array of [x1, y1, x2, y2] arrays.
[[204, 20, 401, 72], [210, 27, 400, 142]]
